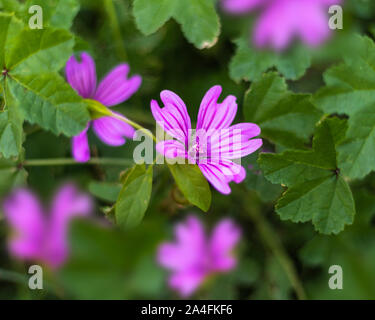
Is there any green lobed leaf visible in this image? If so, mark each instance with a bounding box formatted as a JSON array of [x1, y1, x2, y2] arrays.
[[314, 36, 375, 180], [0, 12, 23, 68], [173, 0, 220, 49], [276, 174, 355, 235], [0, 14, 24, 158], [0, 111, 19, 157], [0, 156, 27, 197], [133, 0, 220, 49], [24, 0, 80, 29], [244, 153, 282, 203], [1, 0, 79, 29], [6, 73, 90, 137], [244, 72, 322, 149], [0, 91, 23, 158], [133, 0, 175, 36], [115, 164, 153, 229], [168, 163, 211, 212], [259, 118, 355, 234], [0, 12, 89, 140], [0, 0, 21, 12], [6, 27, 74, 75], [229, 37, 311, 82]]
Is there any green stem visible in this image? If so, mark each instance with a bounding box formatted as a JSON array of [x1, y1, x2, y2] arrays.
[[122, 110, 156, 126], [85, 99, 157, 142], [0, 268, 27, 285], [104, 0, 128, 61], [23, 158, 134, 167], [245, 195, 307, 300], [111, 112, 157, 143]]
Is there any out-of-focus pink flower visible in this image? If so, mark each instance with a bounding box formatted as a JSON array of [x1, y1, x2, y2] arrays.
[[65, 52, 142, 162], [222, 0, 265, 14], [3, 184, 93, 269], [222, 0, 342, 50], [157, 216, 241, 297], [151, 85, 262, 194]]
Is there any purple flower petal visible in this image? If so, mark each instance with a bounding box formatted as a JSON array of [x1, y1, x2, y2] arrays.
[[158, 216, 240, 297], [320, 0, 342, 4], [210, 123, 262, 160], [254, 0, 336, 50], [65, 52, 97, 98], [254, 0, 296, 50], [44, 184, 93, 268], [216, 160, 247, 183], [156, 140, 187, 159], [92, 113, 135, 146], [158, 216, 208, 297], [214, 138, 263, 159], [151, 90, 192, 146], [298, 1, 331, 47], [151, 87, 263, 195], [222, 0, 264, 14], [209, 219, 241, 271], [94, 64, 142, 107], [72, 125, 90, 163], [210, 123, 261, 145], [197, 85, 237, 131], [158, 216, 206, 271], [199, 159, 247, 194], [3, 189, 45, 261], [198, 163, 232, 194], [169, 270, 206, 297], [157, 216, 208, 297]]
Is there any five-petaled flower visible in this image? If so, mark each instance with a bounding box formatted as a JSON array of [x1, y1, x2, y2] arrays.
[[3, 184, 92, 269], [151, 85, 262, 194], [157, 215, 241, 297], [65, 52, 142, 162], [222, 0, 341, 50]]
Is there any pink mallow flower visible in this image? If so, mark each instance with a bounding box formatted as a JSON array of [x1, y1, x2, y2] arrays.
[[3, 184, 92, 269], [151, 85, 262, 194], [65, 52, 142, 162], [222, 0, 341, 50], [158, 215, 241, 297]]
